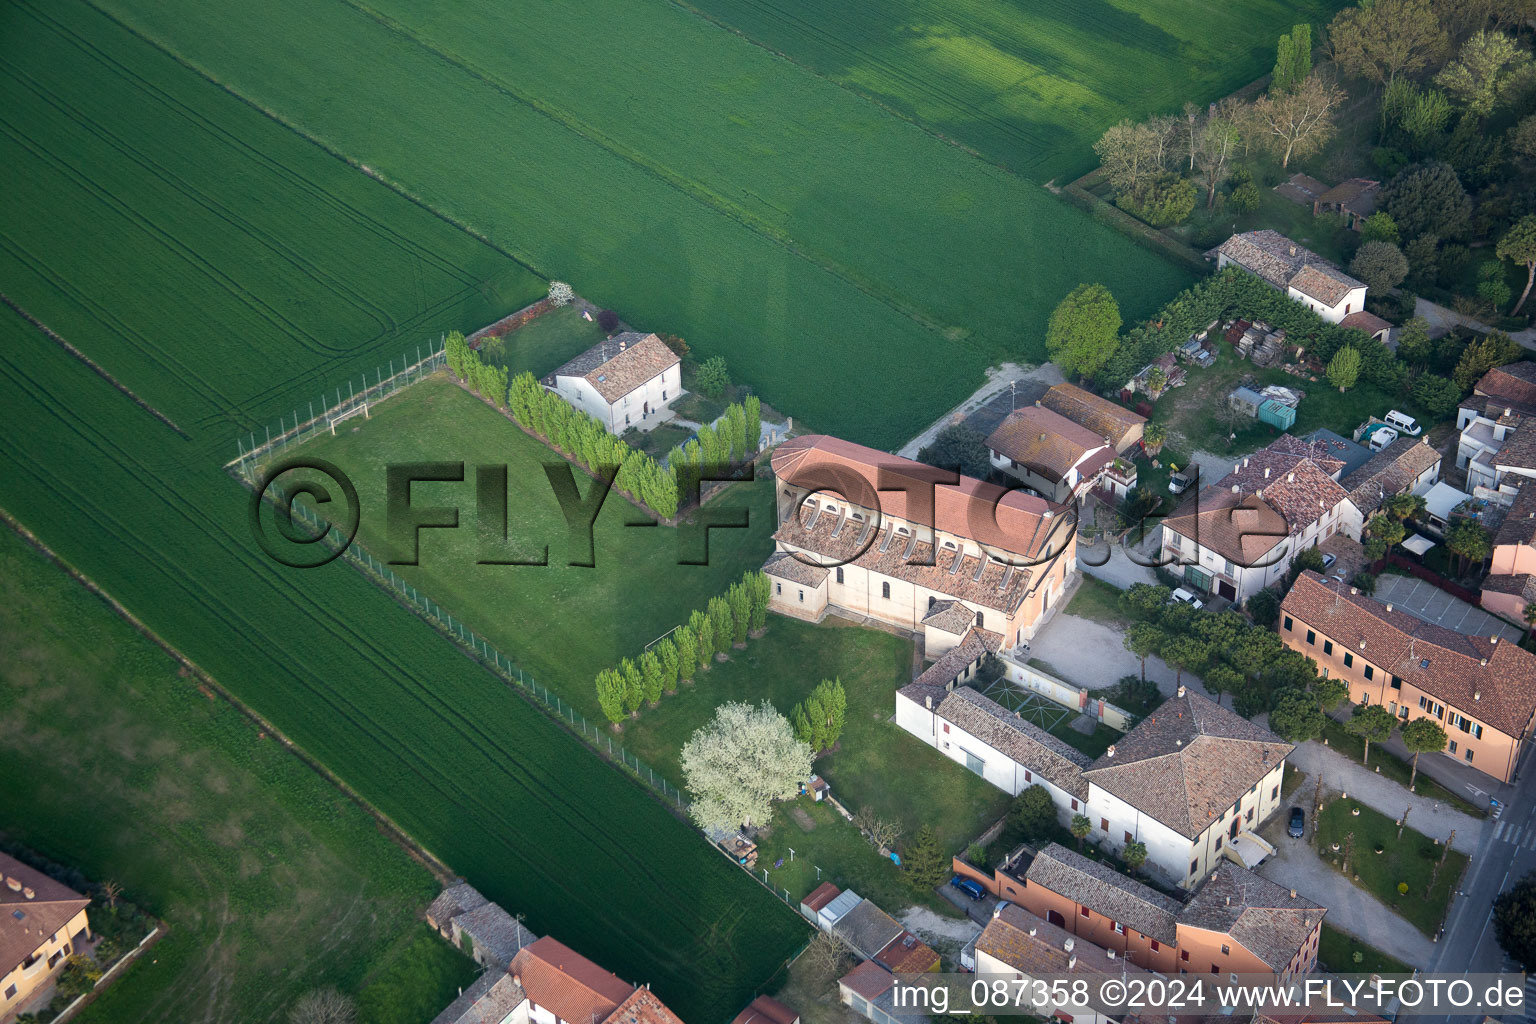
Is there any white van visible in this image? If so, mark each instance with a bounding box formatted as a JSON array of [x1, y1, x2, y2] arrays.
[[1384, 410, 1422, 436], [1369, 426, 1399, 452]]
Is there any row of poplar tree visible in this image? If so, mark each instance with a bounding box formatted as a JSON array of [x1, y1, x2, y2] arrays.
[[443, 330, 763, 519], [595, 570, 772, 726]]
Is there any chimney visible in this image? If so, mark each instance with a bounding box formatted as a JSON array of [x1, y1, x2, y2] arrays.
[[1108, 949, 1117, 959], [1233, 463, 1241, 475], [1225, 895, 1232, 906], [1243, 457, 1250, 469], [619, 340, 626, 351], [3, 877, 18, 893], [1177, 684, 1187, 698], [1386, 603, 1393, 612], [1287, 472, 1295, 483], [1290, 889, 1298, 899], [1040, 432, 1047, 442], [22, 888, 33, 900], [1475, 689, 1482, 700], [1107, 744, 1117, 758], [1480, 659, 1488, 668], [1350, 587, 1358, 595], [925, 694, 933, 710], [1264, 466, 1271, 479], [1069, 954, 1078, 969], [1029, 926, 1038, 937], [1492, 636, 1501, 645], [1232, 484, 1241, 494], [1064, 938, 1075, 952], [1289, 245, 1297, 256]]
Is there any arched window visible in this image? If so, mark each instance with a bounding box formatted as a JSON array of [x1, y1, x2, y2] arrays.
[[881, 581, 891, 600]]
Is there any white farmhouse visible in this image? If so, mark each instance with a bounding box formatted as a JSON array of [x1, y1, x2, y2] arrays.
[[1081, 687, 1291, 889], [1211, 230, 1367, 324], [543, 332, 681, 434]]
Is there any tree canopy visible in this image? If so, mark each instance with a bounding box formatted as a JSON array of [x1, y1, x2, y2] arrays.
[[917, 425, 991, 480], [1494, 872, 1536, 970], [681, 700, 812, 831], [1269, 687, 1327, 743], [1046, 284, 1122, 382], [1350, 241, 1410, 294], [1329, 0, 1450, 86], [1380, 162, 1472, 240]]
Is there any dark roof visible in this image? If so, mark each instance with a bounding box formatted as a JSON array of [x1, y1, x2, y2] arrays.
[[1495, 483, 1536, 548], [430, 973, 529, 1024], [1306, 428, 1375, 481], [936, 687, 1091, 799], [455, 902, 539, 969], [922, 599, 978, 635], [1179, 862, 1324, 972], [1341, 437, 1441, 518], [1083, 691, 1293, 840], [548, 333, 679, 404], [908, 626, 1003, 690], [1495, 419, 1536, 472], [1039, 383, 1146, 448], [427, 882, 488, 930], [1025, 844, 1182, 944], [1283, 571, 1536, 737], [1289, 263, 1365, 307], [1273, 173, 1330, 205], [832, 899, 905, 960], [0, 853, 90, 976], [1481, 571, 1536, 602], [986, 405, 1111, 481], [1316, 177, 1379, 214], [1339, 310, 1392, 337], [978, 903, 1155, 978]]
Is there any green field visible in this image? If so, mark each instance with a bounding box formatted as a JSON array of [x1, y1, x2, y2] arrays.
[[0, 2, 808, 1017], [287, 373, 777, 722], [476, 305, 609, 381], [0, 526, 474, 1024], [681, 0, 1350, 182], [82, 0, 1196, 450]]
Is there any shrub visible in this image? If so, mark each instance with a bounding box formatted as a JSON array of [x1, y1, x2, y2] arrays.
[[696, 356, 731, 398], [547, 280, 574, 306], [1229, 181, 1262, 213], [1245, 589, 1280, 627], [597, 308, 620, 332]]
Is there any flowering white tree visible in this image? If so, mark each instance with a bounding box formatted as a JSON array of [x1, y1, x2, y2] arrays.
[[547, 280, 574, 306], [682, 700, 811, 831]]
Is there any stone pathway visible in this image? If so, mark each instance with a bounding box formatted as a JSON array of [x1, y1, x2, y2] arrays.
[[1024, 612, 1209, 700], [1416, 296, 1536, 347]]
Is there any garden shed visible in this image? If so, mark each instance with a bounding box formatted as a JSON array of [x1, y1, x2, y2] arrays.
[[1227, 387, 1264, 418]]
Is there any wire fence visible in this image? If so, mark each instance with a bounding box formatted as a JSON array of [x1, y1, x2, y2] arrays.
[[228, 338, 447, 474]]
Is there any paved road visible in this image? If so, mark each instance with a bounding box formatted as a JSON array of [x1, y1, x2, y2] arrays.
[[896, 362, 1062, 459], [1416, 297, 1536, 347]]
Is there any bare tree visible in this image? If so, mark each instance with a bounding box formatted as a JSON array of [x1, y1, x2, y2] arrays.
[[289, 989, 357, 1024], [1330, 0, 1450, 88], [1249, 75, 1345, 168], [800, 931, 854, 980], [1146, 114, 1181, 169], [1094, 120, 1159, 194], [1193, 106, 1243, 208], [853, 805, 903, 851], [1183, 101, 1201, 170], [100, 880, 122, 910]]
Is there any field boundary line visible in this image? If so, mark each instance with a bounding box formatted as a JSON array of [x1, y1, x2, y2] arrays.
[[0, 292, 190, 439], [75, 0, 550, 287], [0, 506, 462, 889]]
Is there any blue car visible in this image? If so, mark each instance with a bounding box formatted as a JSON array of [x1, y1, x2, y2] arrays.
[[950, 876, 986, 900]]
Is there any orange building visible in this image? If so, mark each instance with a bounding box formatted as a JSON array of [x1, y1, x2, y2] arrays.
[[1014, 844, 1324, 981], [1282, 570, 1536, 782]]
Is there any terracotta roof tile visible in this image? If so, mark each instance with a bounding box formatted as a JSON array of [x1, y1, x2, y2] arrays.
[[978, 904, 1155, 978], [800, 882, 841, 914], [986, 406, 1111, 481], [1341, 437, 1441, 518], [922, 599, 979, 635], [874, 931, 941, 974], [1289, 263, 1364, 307], [511, 937, 635, 1023], [1282, 570, 1536, 737], [1161, 486, 1292, 567], [1339, 310, 1392, 336], [731, 995, 800, 1024], [1025, 844, 1182, 944], [762, 551, 829, 588], [548, 333, 679, 404], [1039, 383, 1146, 449], [839, 959, 896, 999], [608, 987, 686, 1024], [1083, 691, 1292, 839], [770, 434, 1068, 561], [1474, 363, 1536, 409], [1495, 484, 1536, 548], [1179, 862, 1324, 972], [936, 687, 1091, 799]]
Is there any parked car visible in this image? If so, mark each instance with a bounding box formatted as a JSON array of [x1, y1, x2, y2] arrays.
[[1288, 806, 1305, 838], [1168, 469, 1193, 495], [1170, 587, 1205, 610], [1385, 410, 1422, 436], [1368, 426, 1400, 452], [950, 876, 986, 901]]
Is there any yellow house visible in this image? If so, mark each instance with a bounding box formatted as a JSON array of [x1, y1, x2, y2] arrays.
[[1, 853, 90, 1022]]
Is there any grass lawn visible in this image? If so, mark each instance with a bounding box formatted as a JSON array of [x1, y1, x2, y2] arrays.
[[1320, 719, 1486, 818], [625, 421, 695, 461], [1313, 797, 1467, 936], [0, 527, 473, 1024], [620, 616, 1010, 910], [476, 306, 608, 380], [1283, 761, 1306, 800], [1317, 922, 1412, 975], [1050, 717, 1121, 759], [288, 373, 776, 720], [1064, 575, 1130, 627]]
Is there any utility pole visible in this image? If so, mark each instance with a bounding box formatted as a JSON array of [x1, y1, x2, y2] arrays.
[[1398, 805, 1409, 841]]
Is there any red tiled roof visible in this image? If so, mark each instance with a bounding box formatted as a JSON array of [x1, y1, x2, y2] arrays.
[[838, 958, 896, 999], [1039, 383, 1146, 448], [608, 987, 685, 1024], [0, 853, 89, 976], [874, 931, 941, 974], [1475, 363, 1536, 409], [1283, 571, 1536, 736], [771, 434, 1066, 560], [731, 995, 800, 1024], [511, 937, 635, 1023], [1339, 310, 1392, 337], [800, 882, 841, 914], [986, 406, 1111, 481]]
